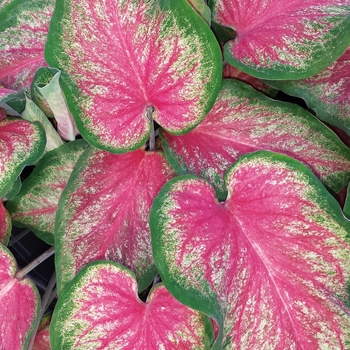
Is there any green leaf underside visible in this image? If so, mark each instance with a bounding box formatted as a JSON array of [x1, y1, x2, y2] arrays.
[[45, 0, 222, 153], [151, 151, 350, 349], [51, 261, 213, 349], [0, 201, 11, 245], [161, 79, 350, 200], [55, 148, 175, 295], [38, 70, 79, 141], [0, 244, 40, 350], [210, 0, 350, 79], [187, 0, 211, 26], [0, 118, 46, 198], [22, 97, 64, 153], [0, 88, 25, 114], [265, 47, 350, 135], [0, 0, 54, 90], [31, 66, 59, 119], [6, 139, 89, 246]]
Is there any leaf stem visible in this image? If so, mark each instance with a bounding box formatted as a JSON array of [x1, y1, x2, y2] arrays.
[[27, 270, 56, 350], [146, 107, 155, 151], [16, 247, 55, 279], [8, 228, 31, 247]]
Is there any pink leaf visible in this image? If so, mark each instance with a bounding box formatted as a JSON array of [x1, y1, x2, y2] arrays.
[[0, 0, 55, 90], [151, 151, 350, 348], [0, 118, 46, 198], [45, 0, 222, 153], [0, 201, 11, 245], [55, 148, 175, 295], [265, 47, 350, 135], [210, 0, 350, 79], [51, 261, 213, 349], [161, 79, 350, 200], [0, 244, 40, 350], [32, 313, 51, 350]]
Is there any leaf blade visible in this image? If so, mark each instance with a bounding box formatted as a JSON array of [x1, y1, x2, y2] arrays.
[[151, 151, 350, 348], [45, 0, 222, 153]]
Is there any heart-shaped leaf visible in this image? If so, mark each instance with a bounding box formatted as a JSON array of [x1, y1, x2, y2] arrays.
[[6, 139, 89, 246], [265, 47, 350, 135], [55, 148, 175, 295], [51, 261, 213, 349], [151, 151, 350, 349], [0, 118, 45, 198], [209, 0, 350, 79], [161, 79, 350, 200], [45, 0, 222, 153], [0, 201, 11, 245], [0, 243, 40, 350], [0, 0, 54, 90]]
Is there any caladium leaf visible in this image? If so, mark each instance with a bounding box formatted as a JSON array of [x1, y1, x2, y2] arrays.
[[187, 0, 211, 26], [0, 87, 26, 114], [209, 0, 350, 79], [0, 118, 45, 198], [3, 176, 21, 201], [265, 47, 350, 135], [22, 97, 64, 152], [223, 64, 277, 96], [0, 201, 11, 245], [32, 313, 51, 350], [0, 108, 6, 121], [0, 0, 54, 90], [55, 148, 175, 295], [343, 184, 350, 219], [6, 139, 89, 246], [51, 261, 213, 349], [45, 0, 222, 153], [0, 243, 40, 349], [38, 70, 79, 141], [161, 79, 350, 200], [31, 67, 58, 118], [151, 151, 350, 349]]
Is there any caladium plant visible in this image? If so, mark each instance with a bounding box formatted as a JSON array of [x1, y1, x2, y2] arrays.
[[1, 0, 350, 349]]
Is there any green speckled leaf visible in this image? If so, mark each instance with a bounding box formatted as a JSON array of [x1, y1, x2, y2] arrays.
[[0, 118, 45, 198], [45, 0, 222, 153], [161, 79, 350, 200], [151, 151, 350, 349], [6, 139, 89, 246], [3, 176, 21, 201]]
